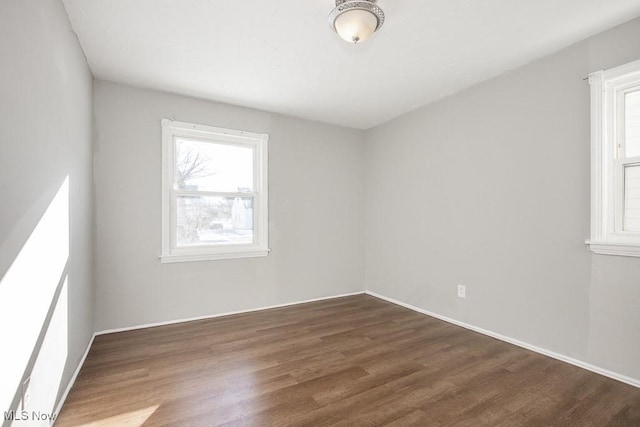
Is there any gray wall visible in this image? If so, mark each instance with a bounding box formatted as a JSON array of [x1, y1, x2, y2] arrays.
[[365, 17, 640, 380], [0, 0, 94, 416], [93, 81, 365, 331]]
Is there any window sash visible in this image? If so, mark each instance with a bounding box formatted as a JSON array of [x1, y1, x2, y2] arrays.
[[615, 85, 640, 161], [170, 193, 259, 248], [173, 136, 257, 193], [614, 159, 640, 235], [612, 81, 640, 235]]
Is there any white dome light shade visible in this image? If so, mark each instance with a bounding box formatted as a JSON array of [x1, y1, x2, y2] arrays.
[[329, 0, 385, 44], [334, 9, 378, 43]]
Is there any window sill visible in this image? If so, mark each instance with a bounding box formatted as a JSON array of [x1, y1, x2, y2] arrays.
[[159, 249, 270, 263], [586, 241, 640, 258]]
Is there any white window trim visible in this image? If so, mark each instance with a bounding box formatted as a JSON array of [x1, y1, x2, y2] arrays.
[[587, 59, 640, 257], [160, 119, 269, 263]]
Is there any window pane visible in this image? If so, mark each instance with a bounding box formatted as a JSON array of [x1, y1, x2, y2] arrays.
[[625, 90, 640, 158], [175, 138, 254, 192], [624, 164, 640, 232], [176, 195, 254, 246]]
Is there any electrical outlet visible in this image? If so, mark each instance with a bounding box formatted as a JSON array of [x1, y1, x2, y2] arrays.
[[22, 376, 31, 410], [457, 285, 466, 299]]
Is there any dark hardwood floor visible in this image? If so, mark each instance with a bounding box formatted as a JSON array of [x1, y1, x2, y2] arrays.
[[56, 294, 640, 426]]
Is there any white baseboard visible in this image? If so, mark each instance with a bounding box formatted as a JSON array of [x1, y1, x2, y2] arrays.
[[52, 333, 96, 425], [365, 290, 640, 389], [96, 291, 366, 335]]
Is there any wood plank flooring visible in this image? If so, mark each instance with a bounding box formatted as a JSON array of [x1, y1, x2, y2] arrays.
[[56, 294, 640, 426]]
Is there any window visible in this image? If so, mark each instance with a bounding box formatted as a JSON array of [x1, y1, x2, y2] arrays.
[[588, 59, 640, 257], [160, 119, 269, 262]]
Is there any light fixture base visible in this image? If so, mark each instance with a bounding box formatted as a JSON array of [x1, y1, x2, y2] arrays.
[[329, 0, 385, 37]]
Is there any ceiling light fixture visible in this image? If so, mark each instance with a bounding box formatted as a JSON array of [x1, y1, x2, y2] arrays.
[[329, 0, 385, 44]]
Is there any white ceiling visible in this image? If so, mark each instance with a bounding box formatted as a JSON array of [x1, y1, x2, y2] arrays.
[[63, 0, 640, 129]]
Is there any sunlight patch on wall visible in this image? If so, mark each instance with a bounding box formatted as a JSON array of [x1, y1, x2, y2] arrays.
[[28, 276, 68, 416], [0, 177, 69, 414]]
